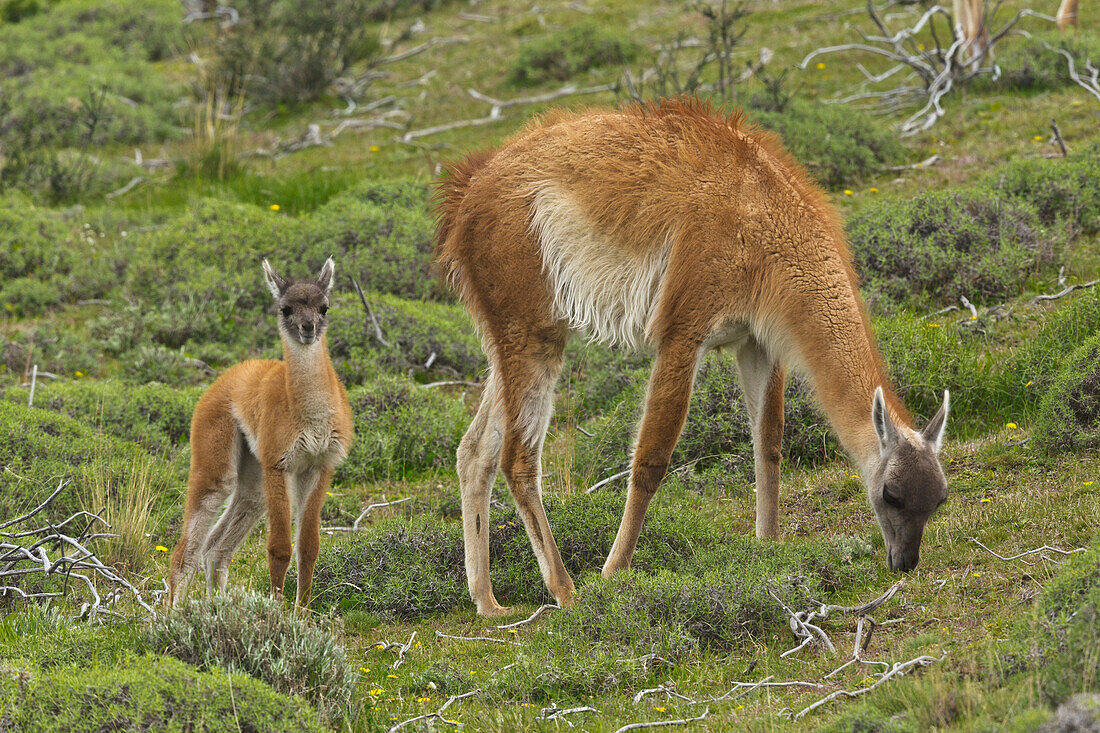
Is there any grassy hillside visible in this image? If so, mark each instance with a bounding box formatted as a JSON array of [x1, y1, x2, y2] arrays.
[[1, 0, 1099, 730]]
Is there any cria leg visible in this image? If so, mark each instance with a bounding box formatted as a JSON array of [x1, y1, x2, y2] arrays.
[[202, 446, 265, 594], [293, 469, 329, 609], [264, 467, 293, 598], [457, 374, 507, 616]]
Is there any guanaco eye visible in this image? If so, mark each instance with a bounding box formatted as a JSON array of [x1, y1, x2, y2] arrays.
[[882, 486, 903, 508], [281, 306, 293, 318], [319, 305, 328, 316]]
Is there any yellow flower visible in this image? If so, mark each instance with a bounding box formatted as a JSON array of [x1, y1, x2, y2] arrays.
[[506, 629, 518, 634], [359, 667, 370, 673], [917, 43, 925, 50], [970, 315, 977, 320], [869, 187, 879, 193], [75, 371, 84, 378], [816, 62, 826, 69], [469, 670, 477, 675], [843, 189, 853, 196], [980, 498, 992, 503], [375, 643, 385, 649], [1006, 422, 1018, 429], [1084, 481, 1094, 486], [850, 474, 861, 479], [386, 674, 398, 679], [927, 323, 941, 328], [325, 491, 333, 497], [269, 204, 280, 211], [368, 688, 384, 696], [520, 703, 536, 707], [736, 704, 745, 710], [1033, 135, 1044, 142], [655, 706, 666, 712], [155, 545, 168, 552], [972, 572, 981, 577], [370, 145, 381, 152], [1025, 381, 1033, 387], [417, 697, 431, 703]]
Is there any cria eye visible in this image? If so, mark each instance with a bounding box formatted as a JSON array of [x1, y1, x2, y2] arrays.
[[319, 305, 328, 316], [281, 306, 293, 318], [882, 486, 903, 508]]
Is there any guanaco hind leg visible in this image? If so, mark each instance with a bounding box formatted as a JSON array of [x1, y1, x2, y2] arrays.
[[736, 338, 786, 539], [457, 375, 507, 615], [493, 332, 575, 610], [201, 444, 264, 594], [603, 339, 702, 576]]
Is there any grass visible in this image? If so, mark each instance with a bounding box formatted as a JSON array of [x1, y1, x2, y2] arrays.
[[1, 0, 1100, 730]]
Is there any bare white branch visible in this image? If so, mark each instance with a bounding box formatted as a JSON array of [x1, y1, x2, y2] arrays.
[[494, 603, 560, 630]]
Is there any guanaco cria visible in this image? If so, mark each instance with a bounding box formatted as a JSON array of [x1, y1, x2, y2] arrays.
[[168, 258, 353, 608], [436, 100, 950, 616]]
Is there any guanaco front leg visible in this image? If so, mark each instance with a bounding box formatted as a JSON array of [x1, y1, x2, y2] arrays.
[[457, 377, 507, 615], [264, 467, 293, 598], [294, 469, 329, 609], [603, 340, 701, 576], [736, 338, 786, 539]]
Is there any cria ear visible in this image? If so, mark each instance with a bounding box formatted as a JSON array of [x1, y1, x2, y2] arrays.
[[262, 259, 287, 300], [921, 390, 950, 453], [872, 386, 900, 455], [316, 257, 335, 296]]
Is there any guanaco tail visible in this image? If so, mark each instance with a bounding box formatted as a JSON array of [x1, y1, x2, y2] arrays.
[[435, 99, 949, 617], [168, 258, 353, 608]]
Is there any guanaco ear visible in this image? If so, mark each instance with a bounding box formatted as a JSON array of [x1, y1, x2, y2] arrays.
[[872, 386, 900, 455], [262, 259, 287, 300], [316, 257, 335, 296], [921, 390, 950, 453]]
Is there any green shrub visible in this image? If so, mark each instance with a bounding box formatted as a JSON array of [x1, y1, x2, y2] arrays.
[[996, 34, 1100, 92], [1033, 332, 1100, 452], [215, 0, 382, 106], [0, 653, 329, 732], [848, 188, 1048, 309], [146, 591, 356, 723], [0, 380, 200, 453], [752, 99, 906, 190], [0, 277, 61, 316], [510, 22, 641, 86], [0, 605, 149, 668], [0, 0, 43, 23], [337, 375, 471, 484], [1013, 287, 1100, 394], [987, 144, 1100, 236]]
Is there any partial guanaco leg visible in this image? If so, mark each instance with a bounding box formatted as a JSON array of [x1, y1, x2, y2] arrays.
[[736, 337, 786, 539], [457, 375, 506, 615], [494, 329, 575, 609], [202, 445, 265, 593], [293, 469, 329, 608], [603, 338, 703, 576], [264, 468, 293, 597]]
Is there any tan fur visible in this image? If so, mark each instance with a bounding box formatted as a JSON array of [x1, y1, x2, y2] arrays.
[[168, 259, 353, 609], [436, 99, 949, 615], [1057, 0, 1079, 31]]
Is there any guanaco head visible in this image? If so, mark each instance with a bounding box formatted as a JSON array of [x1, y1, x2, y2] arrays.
[[869, 387, 949, 573], [262, 257, 335, 346]]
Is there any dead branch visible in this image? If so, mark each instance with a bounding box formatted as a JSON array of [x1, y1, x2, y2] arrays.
[[351, 278, 392, 347], [373, 631, 417, 669], [1050, 118, 1068, 157], [27, 364, 37, 407], [538, 705, 597, 726], [633, 676, 825, 705], [1033, 38, 1100, 103], [105, 176, 147, 200], [388, 689, 479, 733], [399, 114, 499, 142], [967, 536, 1086, 565], [1032, 278, 1100, 304], [435, 630, 520, 645], [613, 707, 710, 733], [323, 497, 411, 533], [585, 469, 631, 494], [886, 154, 941, 171], [420, 380, 481, 389], [377, 37, 468, 66], [815, 580, 905, 619], [467, 82, 616, 119], [494, 603, 560, 630], [791, 654, 944, 719]]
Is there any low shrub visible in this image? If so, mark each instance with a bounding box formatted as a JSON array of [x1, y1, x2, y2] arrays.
[[0, 653, 328, 732], [1013, 287, 1100, 394], [146, 591, 356, 723], [510, 22, 641, 86], [986, 144, 1100, 236], [848, 188, 1048, 310], [0, 605, 149, 668], [1033, 332, 1100, 452], [996, 34, 1100, 92], [337, 375, 471, 484], [752, 99, 906, 190]]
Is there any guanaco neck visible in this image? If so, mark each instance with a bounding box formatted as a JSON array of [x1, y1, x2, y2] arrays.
[[280, 333, 337, 421]]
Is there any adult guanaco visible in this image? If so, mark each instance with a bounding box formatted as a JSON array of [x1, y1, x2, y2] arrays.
[[436, 99, 950, 617], [168, 258, 353, 608]]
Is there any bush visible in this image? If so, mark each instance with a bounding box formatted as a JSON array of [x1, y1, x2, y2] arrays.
[[1033, 332, 1100, 452], [0, 653, 329, 732], [1013, 286, 1100, 395], [987, 144, 1100, 236], [146, 591, 356, 723], [337, 375, 471, 484], [996, 34, 1100, 92], [752, 99, 906, 190], [848, 188, 1048, 310], [510, 22, 641, 86], [215, 0, 382, 106]]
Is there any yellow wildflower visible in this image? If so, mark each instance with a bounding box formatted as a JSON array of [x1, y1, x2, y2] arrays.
[[368, 688, 384, 696], [927, 323, 941, 328], [155, 545, 168, 552], [370, 145, 381, 152], [869, 187, 878, 193], [1006, 422, 1018, 429], [75, 371, 84, 378], [386, 674, 398, 679], [656, 707, 666, 712], [980, 498, 992, 503], [843, 189, 853, 196], [816, 62, 826, 69], [359, 667, 370, 673], [269, 204, 280, 211], [326, 491, 333, 497], [417, 697, 431, 703], [1084, 481, 1094, 486], [1033, 135, 1044, 142], [1025, 381, 1033, 387]]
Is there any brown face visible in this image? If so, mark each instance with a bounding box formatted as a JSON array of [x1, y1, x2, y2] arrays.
[[262, 258, 335, 346], [869, 388, 950, 573]]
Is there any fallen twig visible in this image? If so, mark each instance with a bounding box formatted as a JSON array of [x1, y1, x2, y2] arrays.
[[791, 654, 944, 719], [351, 278, 392, 347], [613, 707, 709, 733], [388, 689, 479, 732], [323, 497, 411, 533], [1032, 278, 1100, 304], [435, 630, 520, 645], [1050, 118, 1068, 157], [105, 176, 147, 200], [495, 603, 559, 630], [538, 705, 597, 725], [967, 537, 1086, 565], [467, 82, 616, 119], [421, 380, 481, 389], [377, 37, 468, 66], [585, 469, 631, 494]]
